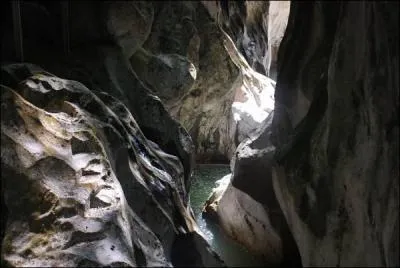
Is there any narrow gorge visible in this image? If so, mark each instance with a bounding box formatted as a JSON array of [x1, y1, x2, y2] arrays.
[[1, 1, 398, 267]]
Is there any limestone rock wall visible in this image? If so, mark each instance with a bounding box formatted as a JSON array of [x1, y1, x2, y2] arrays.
[[0, 1, 231, 266], [0, 63, 223, 267], [129, 1, 275, 163], [205, 1, 399, 267], [202, 113, 301, 266], [212, 1, 290, 79], [272, 2, 399, 266], [129, 1, 239, 163]]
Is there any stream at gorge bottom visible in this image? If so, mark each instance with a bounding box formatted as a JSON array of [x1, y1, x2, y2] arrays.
[[189, 165, 266, 267]]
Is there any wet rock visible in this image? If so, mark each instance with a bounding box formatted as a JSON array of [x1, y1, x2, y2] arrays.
[[212, 183, 283, 264], [202, 167, 284, 265], [202, 174, 231, 222], [0, 63, 224, 267], [202, 113, 301, 266]]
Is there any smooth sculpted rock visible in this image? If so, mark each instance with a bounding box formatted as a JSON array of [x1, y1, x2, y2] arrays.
[[271, 2, 399, 266], [221, 29, 275, 149], [131, 2, 239, 163], [202, 113, 301, 266], [2, 0, 278, 164], [212, 1, 290, 79], [0, 63, 224, 267], [205, 1, 399, 267], [1, 1, 195, 192], [130, 49, 197, 107], [107, 1, 154, 58], [201, 173, 231, 221], [129, 1, 275, 163], [265, 1, 291, 80]]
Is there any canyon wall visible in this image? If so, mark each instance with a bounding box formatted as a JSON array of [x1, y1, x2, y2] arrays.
[[0, 63, 223, 267], [211, 1, 290, 79], [2, 1, 273, 165], [126, 1, 274, 163], [272, 2, 399, 266], [2, 1, 398, 267], [206, 1, 399, 267], [128, 1, 239, 163], [0, 1, 276, 265], [0, 1, 230, 266]]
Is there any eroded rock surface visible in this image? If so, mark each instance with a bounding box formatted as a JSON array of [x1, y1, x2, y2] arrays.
[[202, 113, 301, 266], [205, 1, 399, 267], [222, 30, 275, 151], [130, 1, 275, 163], [271, 2, 399, 266], [0, 0, 196, 195], [202, 173, 231, 221], [126, 1, 239, 163], [1, 63, 224, 267], [212, 1, 290, 79]]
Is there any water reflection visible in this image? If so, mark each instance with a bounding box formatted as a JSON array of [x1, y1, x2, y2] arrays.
[[190, 165, 266, 267]]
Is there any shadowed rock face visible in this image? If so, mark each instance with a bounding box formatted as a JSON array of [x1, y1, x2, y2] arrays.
[[0, 63, 223, 267], [272, 2, 399, 266], [205, 1, 398, 267]]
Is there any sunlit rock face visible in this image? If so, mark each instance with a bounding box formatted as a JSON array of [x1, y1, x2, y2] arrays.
[[0, 0, 195, 191], [0, 63, 224, 267], [222, 30, 275, 150], [128, 2, 239, 163], [211, 1, 290, 79], [271, 2, 399, 266], [2, 0, 279, 167], [202, 113, 301, 266], [128, 1, 276, 163], [202, 174, 231, 221], [94, 0, 276, 165], [265, 1, 291, 80]]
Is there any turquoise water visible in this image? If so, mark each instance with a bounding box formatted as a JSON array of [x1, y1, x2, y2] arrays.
[[189, 165, 266, 267]]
